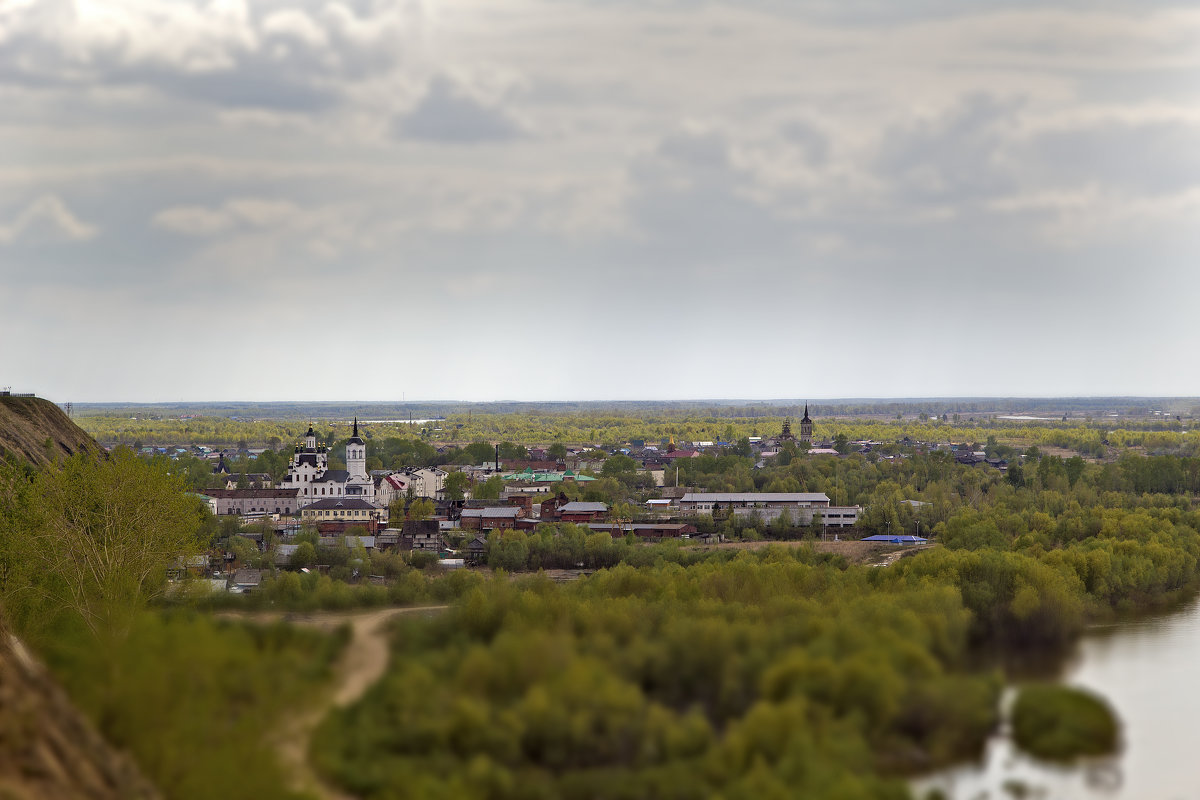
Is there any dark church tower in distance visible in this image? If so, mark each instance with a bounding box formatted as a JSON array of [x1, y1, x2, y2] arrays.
[[800, 404, 813, 443]]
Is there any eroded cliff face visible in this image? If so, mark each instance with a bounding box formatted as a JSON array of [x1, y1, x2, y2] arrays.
[[0, 617, 159, 800], [0, 395, 102, 469]]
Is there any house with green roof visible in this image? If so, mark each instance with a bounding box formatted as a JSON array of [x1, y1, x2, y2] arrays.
[[500, 467, 595, 483]]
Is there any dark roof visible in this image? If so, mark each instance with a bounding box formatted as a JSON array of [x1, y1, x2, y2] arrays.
[[585, 523, 696, 534], [225, 472, 271, 483], [204, 488, 299, 498], [231, 569, 262, 585], [295, 453, 321, 467], [461, 507, 522, 518], [348, 416, 364, 445], [312, 470, 350, 483], [680, 492, 830, 503], [560, 501, 608, 513], [303, 497, 378, 510]]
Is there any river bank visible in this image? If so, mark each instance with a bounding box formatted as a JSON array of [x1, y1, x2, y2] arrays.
[[915, 594, 1200, 799]]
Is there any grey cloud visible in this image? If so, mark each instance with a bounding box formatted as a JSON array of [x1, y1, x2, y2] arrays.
[[1076, 67, 1200, 106], [653, 129, 733, 170], [118, 65, 341, 112], [1022, 120, 1200, 195], [875, 94, 1024, 205], [576, 0, 1191, 26], [780, 120, 830, 166], [624, 128, 805, 272], [7, 0, 1200, 401], [393, 76, 525, 143]]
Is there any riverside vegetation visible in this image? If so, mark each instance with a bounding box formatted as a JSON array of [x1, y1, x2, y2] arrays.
[[307, 503, 1200, 800], [1011, 684, 1119, 762], [5, 407, 1200, 798]]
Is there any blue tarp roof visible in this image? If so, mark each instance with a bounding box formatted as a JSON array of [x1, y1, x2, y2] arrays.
[[861, 535, 928, 544]]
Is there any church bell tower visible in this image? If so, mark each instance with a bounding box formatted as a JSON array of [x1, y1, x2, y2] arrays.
[[800, 404, 813, 443], [346, 417, 367, 480]]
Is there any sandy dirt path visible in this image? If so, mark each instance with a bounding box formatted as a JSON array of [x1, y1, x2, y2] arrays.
[[219, 605, 447, 799]]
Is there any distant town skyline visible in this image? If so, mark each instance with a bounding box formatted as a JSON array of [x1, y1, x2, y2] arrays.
[[4, 1, 1199, 402]]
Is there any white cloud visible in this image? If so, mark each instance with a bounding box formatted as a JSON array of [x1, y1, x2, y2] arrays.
[[0, 0, 425, 110], [0, 195, 98, 244], [261, 8, 328, 51], [152, 205, 232, 236]]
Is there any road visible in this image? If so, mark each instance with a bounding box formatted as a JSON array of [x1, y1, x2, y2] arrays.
[[219, 605, 447, 800]]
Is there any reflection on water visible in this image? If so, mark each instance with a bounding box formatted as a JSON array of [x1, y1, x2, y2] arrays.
[[914, 599, 1200, 800]]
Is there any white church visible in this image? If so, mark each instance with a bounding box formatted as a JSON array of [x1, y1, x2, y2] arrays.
[[278, 419, 377, 505]]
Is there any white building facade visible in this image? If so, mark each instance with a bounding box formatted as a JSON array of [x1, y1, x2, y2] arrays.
[[278, 419, 377, 507]]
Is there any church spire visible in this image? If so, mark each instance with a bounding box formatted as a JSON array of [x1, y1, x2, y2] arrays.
[[353, 416, 359, 437]]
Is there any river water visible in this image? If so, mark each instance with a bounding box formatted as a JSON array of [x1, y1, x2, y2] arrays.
[[914, 597, 1200, 800]]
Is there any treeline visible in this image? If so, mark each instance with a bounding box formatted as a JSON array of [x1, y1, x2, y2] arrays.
[[84, 408, 1200, 466], [307, 466, 1200, 799], [313, 552, 995, 800], [196, 560, 488, 612], [479, 525, 827, 572], [672, 450, 1200, 540]]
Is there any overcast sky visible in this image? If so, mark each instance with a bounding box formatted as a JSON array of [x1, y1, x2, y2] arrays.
[[3, 0, 1199, 402]]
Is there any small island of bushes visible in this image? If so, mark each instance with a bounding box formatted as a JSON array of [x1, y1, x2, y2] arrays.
[[1012, 684, 1119, 761]]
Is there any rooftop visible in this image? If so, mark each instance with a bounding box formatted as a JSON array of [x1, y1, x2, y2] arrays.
[[680, 492, 831, 503], [461, 507, 523, 518]]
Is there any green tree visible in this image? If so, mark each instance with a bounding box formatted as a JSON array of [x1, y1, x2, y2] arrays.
[[9, 450, 205, 643], [474, 475, 504, 500], [407, 498, 435, 521], [1064, 456, 1086, 487], [444, 471, 470, 501], [457, 442, 496, 465], [601, 454, 639, 478], [289, 541, 317, 568], [389, 497, 406, 526], [498, 442, 529, 461], [1006, 464, 1025, 489], [229, 535, 261, 568], [486, 529, 530, 571]]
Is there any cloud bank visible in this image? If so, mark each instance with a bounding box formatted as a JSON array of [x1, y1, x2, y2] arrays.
[[3, 0, 1199, 401]]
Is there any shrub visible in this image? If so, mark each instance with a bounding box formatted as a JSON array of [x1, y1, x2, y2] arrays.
[[1011, 684, 1119, 761]]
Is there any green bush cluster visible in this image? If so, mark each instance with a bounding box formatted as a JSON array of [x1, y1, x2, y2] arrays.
[[194, 567, 487, 612], [1011, 684, 1119, 761], [41, 611, 346, 800], [481, 524, 834, 571], [312, 551, 1003, 799]]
